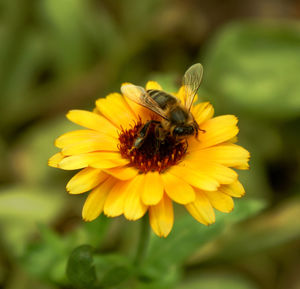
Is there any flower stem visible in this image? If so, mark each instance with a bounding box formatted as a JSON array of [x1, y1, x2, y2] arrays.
[[134, 214, 151, 266]]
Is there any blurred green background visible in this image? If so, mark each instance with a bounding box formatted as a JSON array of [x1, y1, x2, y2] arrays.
[[0, 0, 300, 288]]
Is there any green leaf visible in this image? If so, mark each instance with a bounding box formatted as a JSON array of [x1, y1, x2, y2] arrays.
[[144, 199, 266, 278], [21, 225, 69, 285], [66, 245, 97, 289], [204, 21, 300, 120], [0, 186, 65, 255], [223, 198, 267, 223], [202, 196, 300, 262], [175, 272, 258, 289], [72, 216, 110, 248], [94, 254, 132, 288], [21, 217, 109, 285]]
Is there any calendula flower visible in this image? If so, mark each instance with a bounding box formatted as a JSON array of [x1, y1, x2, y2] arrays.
[[49, 80, 249, 237]]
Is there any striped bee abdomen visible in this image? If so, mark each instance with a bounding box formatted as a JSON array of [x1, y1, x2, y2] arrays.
[[147, 89, 177, 109]]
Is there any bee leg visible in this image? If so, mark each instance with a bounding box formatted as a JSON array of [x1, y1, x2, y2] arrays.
[[194, 121, 205, 142], [154, 124, 164, 153], [134, 120, 161, 149], [184, 139, 188, 152]]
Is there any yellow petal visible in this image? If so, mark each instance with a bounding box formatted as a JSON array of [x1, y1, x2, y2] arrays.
[[88, 152, 129, 169], [58, 155, 88, 170], [48, 152, 64, 168], [193, 115, 239, 149], [96, 93, 136, 130], [82, 177, 117, 221], [61, 135, 119, 155], [176, 85, 198, 105], [66, 168, 109, 194], [55, 130, 113, 148], [104, 180, 130, 217], [190, 143, 250, 169], [204, 190, 234, 213], [176, 86, 186, 103], [66, 110, 118, 138], [59, 152, 129, 170], [104, 166, 138, 180], [191, 102, 214, 125], [162, 172, 195, 204], [146, 81, 163, 90], [149, 194, 174, 237], [121, 83, 152, 122], [141, 172, 164, 205], [185, 190, 215, 225], [182, 159, 238, 185], [169, 165, 219, 191], [123, 175, 148, 220], [220, 180, 245, 198]]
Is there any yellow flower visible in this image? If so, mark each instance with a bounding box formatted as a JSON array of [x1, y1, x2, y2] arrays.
[[49, 81, 250, 237]]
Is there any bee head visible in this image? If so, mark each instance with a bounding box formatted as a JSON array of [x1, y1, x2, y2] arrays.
[[172, 125, 195, 137]]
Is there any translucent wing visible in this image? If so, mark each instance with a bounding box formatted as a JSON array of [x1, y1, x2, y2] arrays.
[[121, 84, 168, 119], [183, 63, 203, 111]]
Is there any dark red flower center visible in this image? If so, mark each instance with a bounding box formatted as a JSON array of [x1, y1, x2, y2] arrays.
[[118, 121, 187, 173]]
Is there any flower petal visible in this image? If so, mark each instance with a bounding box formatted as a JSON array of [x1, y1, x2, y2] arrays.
[[176, 85, 198, 105], [58, 155, 89, 170], [149, 194, 174, 237], [146, 81, 162, 90], [59, 152, 129, 170], [190, 143, 250, 169], [104, 180, 130, 217], [66, 168, 109, 194], [141, 172, 164, 205], [48, 152, 64, 168], [191, 102, 214, 125], [55, 130, 114, 148], [82, 177, 117, 221], [169, 165, 219, 191], [121, 83, 152, 122], [220, 180, 245, 198], [95, 93, 136, 130], [61, 135, 119, 155], [176, 86, 186, 103], [182, 159, 238, 185], [66, 110, 118, 138], [89, 153, 130, 169], [204, 190, 234, 213], [123, 175, 148, 220], [192, 115, 239, 149], [185, 190, 215, 225], [104, 166, 138, 180], [162, 172, 195, 204]]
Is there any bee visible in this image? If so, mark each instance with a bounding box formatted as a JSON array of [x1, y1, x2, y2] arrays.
[[121, 63, 204, 149]]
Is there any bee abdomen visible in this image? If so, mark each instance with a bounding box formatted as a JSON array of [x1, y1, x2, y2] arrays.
[[147, 89, 177, 109]]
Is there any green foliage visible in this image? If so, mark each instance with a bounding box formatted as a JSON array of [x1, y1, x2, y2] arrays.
[[204, 21, 300, 120], [94, 254, 132, 288], [175, 272, 258, 289], [142, 199, 265, 281], [67, 245, 97, 289], [0, 186, 65, 255], [21, 217, 109, 285]]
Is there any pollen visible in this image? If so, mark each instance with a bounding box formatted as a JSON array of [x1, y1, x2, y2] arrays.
[[118, 121, 187, 173]]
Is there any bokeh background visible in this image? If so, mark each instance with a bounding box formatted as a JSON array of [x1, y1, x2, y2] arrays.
[[0, 0, 300, 288]]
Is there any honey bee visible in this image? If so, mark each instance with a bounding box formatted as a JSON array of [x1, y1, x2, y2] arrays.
[[121, 63, 204, 149]]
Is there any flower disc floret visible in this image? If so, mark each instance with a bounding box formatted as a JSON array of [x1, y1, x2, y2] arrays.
[[118, 121, 187, 173]]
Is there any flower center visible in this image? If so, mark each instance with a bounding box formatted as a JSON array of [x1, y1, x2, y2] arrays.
[[118, 121, 187, 173]]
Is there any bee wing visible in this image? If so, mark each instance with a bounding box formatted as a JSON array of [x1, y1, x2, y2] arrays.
[[121, 84, 169, 120], [183, 63, 203, 111]]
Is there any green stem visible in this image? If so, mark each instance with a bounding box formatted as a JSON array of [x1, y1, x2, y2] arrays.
[[134, 214, 151, 266]]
